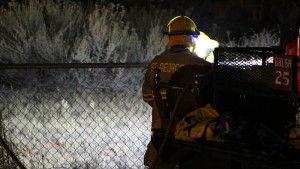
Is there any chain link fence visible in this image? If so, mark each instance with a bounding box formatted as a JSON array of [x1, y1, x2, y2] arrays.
[[0, 63, 152, 169]]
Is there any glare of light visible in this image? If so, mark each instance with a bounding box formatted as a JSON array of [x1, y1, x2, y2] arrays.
[[193, 32, 219, 63]]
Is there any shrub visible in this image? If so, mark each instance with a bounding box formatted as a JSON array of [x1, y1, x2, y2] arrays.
[[0, 0, 174, 64], [0, 0, 86, 63], [220, 28, 280, 47]]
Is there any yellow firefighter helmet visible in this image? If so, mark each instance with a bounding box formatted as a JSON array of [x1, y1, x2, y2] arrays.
[[165, 16, 200, 35]]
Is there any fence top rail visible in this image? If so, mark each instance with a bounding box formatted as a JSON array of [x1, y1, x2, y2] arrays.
[[0, 63, 149, 69]]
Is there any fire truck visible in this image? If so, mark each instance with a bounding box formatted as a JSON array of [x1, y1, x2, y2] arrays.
[[149, 7, 300, 169]]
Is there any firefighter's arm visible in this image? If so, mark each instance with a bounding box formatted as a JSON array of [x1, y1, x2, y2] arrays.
[[142, 82, 153, 106], [142, 67, 154, 106]]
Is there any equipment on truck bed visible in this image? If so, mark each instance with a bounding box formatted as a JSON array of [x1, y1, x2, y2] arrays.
[[148, 4, 300, 169], [150, 46, 300, 169]]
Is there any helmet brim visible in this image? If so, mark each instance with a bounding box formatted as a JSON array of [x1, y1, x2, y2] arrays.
[[164, 30, 200, 36]]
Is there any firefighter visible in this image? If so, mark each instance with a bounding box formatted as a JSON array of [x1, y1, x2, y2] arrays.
[[143, 16, 212, 168]]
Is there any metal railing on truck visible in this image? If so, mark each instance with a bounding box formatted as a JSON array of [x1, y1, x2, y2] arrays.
[[214, 47, 287, 91]]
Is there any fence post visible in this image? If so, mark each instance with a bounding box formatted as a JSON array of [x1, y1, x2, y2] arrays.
[[0, 135, 26, 169], [0, 110, 26, 169], [0, 110, 3, 168]]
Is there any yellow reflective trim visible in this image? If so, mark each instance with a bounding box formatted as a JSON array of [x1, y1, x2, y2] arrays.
[[143, 94, 153, 96], [144, 98, 153, 101]]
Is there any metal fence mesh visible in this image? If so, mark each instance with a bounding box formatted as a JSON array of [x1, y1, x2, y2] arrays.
[[0, 66, 151, 169]]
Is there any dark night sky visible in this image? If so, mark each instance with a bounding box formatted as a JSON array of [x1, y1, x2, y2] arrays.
[[1, 0, 298, 27], [115, 0, 299, 38], [1, 0, 299, 38]]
